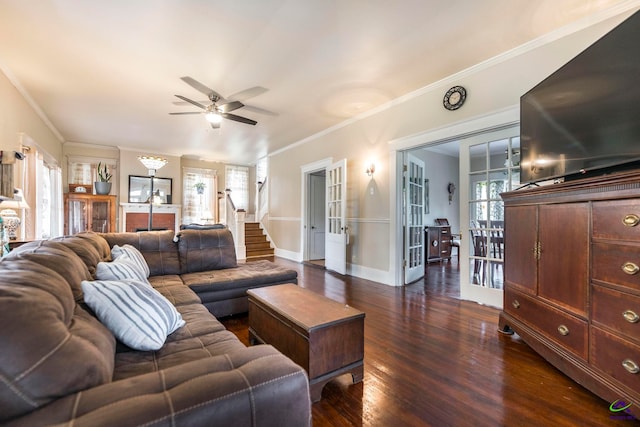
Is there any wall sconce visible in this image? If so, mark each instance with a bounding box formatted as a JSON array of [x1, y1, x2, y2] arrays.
[[447, 182, 456, 205], [366, 162, 376, 177]]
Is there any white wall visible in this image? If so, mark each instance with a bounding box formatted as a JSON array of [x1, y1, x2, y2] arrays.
[[413, 150, 460, 234], [265, 11, 636, 285], [0, 69, 62, 160]]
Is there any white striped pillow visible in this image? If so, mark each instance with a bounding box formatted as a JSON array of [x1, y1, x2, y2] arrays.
[[96, 258, 148, 283], [111, 244, 150, 278], [81, 279, 185, 351]]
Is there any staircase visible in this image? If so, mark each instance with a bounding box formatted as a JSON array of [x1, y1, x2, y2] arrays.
[[245, 222, 274, 259]]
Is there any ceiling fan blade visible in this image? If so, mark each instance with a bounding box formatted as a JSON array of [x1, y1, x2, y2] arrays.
[[169, 111, 202, 115], [227, 86, 268, 102], [210, 122, 221, 129], [217, 100, 244, 114], [222, 113, 257, 126], [174, 95, 207, 110], [172, 100, 208, 106], [180, 76, 224, 102], [241, 104, 279, 117]]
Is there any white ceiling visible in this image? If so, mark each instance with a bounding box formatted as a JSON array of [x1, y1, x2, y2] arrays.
[[0, 0, 631, 165]]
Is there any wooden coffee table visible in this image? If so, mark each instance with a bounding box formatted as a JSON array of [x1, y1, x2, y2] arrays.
[[247, 284, 365, 402]]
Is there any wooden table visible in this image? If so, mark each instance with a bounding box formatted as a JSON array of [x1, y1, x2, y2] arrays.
[[247, 284, 365, 402]]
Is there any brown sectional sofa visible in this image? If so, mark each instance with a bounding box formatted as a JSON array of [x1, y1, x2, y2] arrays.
[[0, 229, 311, 426]]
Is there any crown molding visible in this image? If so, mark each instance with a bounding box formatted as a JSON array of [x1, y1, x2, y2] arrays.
[[270, 2, 640, 157], [64, 141, 120, 151], [0, 59, 65, 143]]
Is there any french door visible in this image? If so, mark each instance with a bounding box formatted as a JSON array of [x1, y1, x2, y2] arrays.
[[459, 126, 520, 308], [404, 153, 425, 283], [325, 159, 347, 275]]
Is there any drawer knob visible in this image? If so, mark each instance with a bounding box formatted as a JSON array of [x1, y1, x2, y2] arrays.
[[622, 359, 640, 374], [623, 214, 640, 227], [622, 262, 640, 275], [623, 310, 640, 323], [512, 300, 520, 309], [557, 325, 569, 336]]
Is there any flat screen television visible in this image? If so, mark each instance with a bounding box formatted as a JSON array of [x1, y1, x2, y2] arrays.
[[520, 9, 640, 185]]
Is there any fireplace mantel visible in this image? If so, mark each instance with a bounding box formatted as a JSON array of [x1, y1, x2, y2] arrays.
[[120, 203, 181, 232]]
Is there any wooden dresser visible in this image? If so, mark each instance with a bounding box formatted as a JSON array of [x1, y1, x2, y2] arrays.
[[499, 170, 640, 418], [425, 225, 452, 263]]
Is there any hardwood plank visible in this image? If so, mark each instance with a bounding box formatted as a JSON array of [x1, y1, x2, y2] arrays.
[[223, 259, 639, 426]]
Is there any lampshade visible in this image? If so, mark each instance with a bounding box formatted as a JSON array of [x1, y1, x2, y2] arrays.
[[138, 156, 168, 172], [0, 189, 30, 211]]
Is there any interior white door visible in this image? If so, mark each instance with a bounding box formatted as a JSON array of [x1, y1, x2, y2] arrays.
[[309, 173, 326, 260], [325, 159, 347, 275], [404, 153, 425, 284], [459, 125, 520, 309]]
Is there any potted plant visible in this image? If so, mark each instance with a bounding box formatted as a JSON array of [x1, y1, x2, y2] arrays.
[[95, 162, 112, 195], [194, 182, 206, 195]]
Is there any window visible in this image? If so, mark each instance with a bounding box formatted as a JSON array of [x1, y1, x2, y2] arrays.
[[225, 165, 249, 211], [256, 157, 268, 184], [22, 144, 63, 239], [182, 167, 217, 224], [68, 156, 116, 191]]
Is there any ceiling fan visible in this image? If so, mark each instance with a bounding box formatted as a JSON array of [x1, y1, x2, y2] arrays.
[[170, 76, 270, 129]]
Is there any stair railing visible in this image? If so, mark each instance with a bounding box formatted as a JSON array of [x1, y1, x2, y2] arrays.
[[255, 178, 268, 224], [219, 189, 246, 260]]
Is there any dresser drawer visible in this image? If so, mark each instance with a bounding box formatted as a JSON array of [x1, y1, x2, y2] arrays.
[[593, 200, 640, 242], [591, 326, 640, 392], [592, 242, 640, 291], [504, 289, 588, 360], [592, 285, 640, 344]]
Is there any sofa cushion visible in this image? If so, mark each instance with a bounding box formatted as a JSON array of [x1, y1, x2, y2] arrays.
[[179, 223, 226, 230], [113, 328, 246, 380], [101, 230, 181, 276], [5, 240, 92, 302], [51, 235, 105, 277], [0, 258, 115, 421], [182, 260, 298, 296], [81, 279, 185, 351], [74, 231, 113, 261], [177, 228, 237, 273], [149, 274, 201, 306]]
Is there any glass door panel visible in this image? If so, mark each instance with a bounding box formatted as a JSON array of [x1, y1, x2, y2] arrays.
[[460, 125, 520, 308], [91, 200, 111, 233], [68, 200, 87, 235]]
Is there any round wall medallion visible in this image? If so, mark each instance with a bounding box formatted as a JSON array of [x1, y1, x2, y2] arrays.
[[443, 86, 467, 110]]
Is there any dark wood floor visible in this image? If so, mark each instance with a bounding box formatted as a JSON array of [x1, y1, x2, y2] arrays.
[[222, 258, 639, 426]]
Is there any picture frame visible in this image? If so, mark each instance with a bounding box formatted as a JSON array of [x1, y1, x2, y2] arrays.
[[128, 175, 173, 204]]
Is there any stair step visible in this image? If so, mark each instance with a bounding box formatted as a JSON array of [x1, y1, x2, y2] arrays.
[[244, 223, 273, 258], [246, 235, 268, 244], [246, 248, 275, 257], [246, 241, 271, 250]]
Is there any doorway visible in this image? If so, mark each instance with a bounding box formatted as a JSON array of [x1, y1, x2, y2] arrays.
[[399, 124, 519, 308], [308, 170, 326, 264], [301, 158, 333, 267]]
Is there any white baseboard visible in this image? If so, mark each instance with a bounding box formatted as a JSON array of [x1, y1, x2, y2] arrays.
[[347, 263, 396, 286], [274, 248, 303, 262], [272, 249, 396, 286]]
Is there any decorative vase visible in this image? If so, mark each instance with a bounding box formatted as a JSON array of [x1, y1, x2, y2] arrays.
[[94, 181, 112, 195]]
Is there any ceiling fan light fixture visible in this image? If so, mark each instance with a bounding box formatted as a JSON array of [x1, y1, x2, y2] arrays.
[[205, 112, 222, 124]]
